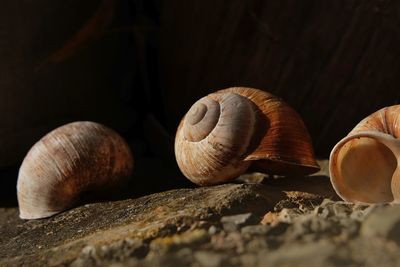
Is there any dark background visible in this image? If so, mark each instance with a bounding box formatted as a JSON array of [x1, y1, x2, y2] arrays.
[[1, 0, 400, 206]]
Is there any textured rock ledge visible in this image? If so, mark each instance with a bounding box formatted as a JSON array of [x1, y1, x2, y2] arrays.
[[3, 161, 400, 267], [0, 169, 336, 267]]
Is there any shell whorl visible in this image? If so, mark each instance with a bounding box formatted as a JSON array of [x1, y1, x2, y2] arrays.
[[218, 87, 319, 175], [183, 97, 220, 142], [17, 121, 134, 219], [330, 105, 400, 203], [175, 87, 320, 185], [175, 92, 256, 185], [349, 105, 400, 137]]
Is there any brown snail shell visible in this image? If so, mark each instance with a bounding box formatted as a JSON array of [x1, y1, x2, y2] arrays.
[[17, 121, 134, 219], [174, 87, 319, 186], [330, 105, 400, 204]]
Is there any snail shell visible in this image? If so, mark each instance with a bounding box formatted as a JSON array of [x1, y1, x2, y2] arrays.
[[17, 121, 134, 219], [330, 105, 400, 204], [174, 87, 319, 185]]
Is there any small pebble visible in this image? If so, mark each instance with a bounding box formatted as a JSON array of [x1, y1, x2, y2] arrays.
[[221, 213, 257, 231], [208, 225, 219, 235], [194, 251, 225, 267], [241, 225, 270, 235]]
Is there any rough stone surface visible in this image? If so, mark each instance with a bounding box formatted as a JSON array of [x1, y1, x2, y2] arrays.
[[360, 205, 400, 242], [221, 213, 258, 232], [2, 160, 400, 266], [0, 183, 281, 266]]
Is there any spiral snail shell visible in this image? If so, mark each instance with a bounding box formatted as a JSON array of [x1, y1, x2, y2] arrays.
[[174, 87, 319, 185], [17, 121, 134, 219], [330, 105, 400, 204]]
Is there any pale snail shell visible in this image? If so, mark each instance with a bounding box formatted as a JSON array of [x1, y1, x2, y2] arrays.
[[330, 105, 400, 204], [174, 87, 320, 185], [17, 121, 134, 219]]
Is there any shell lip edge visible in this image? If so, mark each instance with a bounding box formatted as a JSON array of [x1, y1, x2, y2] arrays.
[[18, 208, 61, 220], [329, 131, 397, 204], [247, 156, 320, 176]]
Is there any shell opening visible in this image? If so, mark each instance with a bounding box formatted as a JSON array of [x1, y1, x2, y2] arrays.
[[331, 136, 397, 203]]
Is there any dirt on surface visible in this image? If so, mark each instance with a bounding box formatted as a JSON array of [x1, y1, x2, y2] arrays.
[[1, 160, 400, 267]]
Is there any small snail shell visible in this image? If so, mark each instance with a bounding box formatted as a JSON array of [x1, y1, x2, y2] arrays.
[[330, 105, 400, 204], [174, 87, 319, 185], [17, 121, 134, 219]]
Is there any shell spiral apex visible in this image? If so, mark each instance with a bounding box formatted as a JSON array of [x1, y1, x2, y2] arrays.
[[330, 105, 400, 204], [17, 121, 134, 219], [174, 87, 319, 186]]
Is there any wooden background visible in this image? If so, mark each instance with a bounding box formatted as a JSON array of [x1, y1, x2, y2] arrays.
[[159, 0, 400, 156], [1, 0, 400, 202], [0, 0, 132, 168]]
